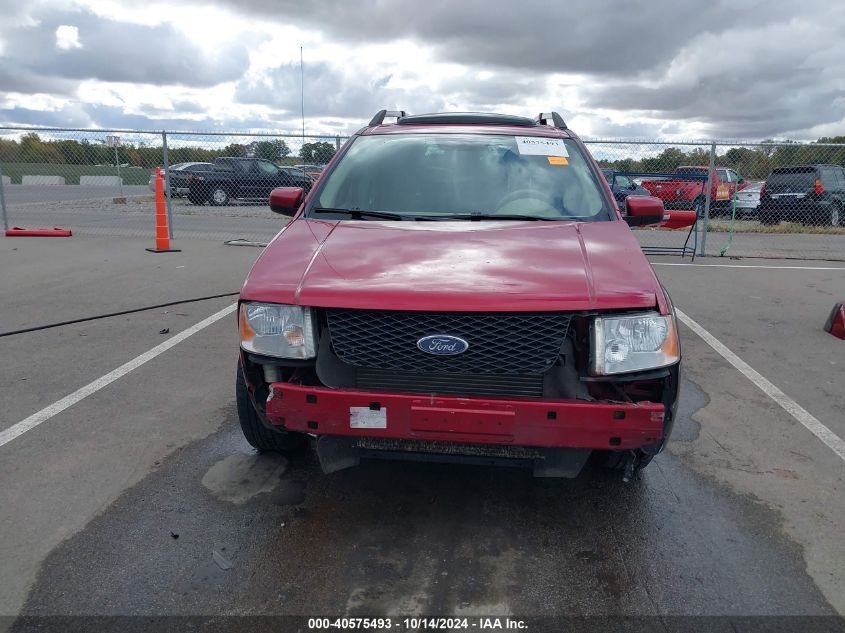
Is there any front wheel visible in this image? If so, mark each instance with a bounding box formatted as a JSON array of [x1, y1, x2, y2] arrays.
[[595, 449, 654, 474], [236, 362, 307, 453], [210, 187, 230, 206], [829, 204, 841, 227]]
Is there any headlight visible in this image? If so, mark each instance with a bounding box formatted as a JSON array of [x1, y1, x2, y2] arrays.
[[239, 302, 316, 359], [591, 312, 679, 375]]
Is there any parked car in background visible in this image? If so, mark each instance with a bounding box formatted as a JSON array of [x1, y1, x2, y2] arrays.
[[280, 166, 312, 183], [236, 109, 687, 481], [148, 162, 214, 196], [641, 166, 746, 216], [294, 164, 324, 180], [601, 169, 651, 211], [759, 165, 845, 227], [732, 180, 763, 218], [187, 157, 313, 206]]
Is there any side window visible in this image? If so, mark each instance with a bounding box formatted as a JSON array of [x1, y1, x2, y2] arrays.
[[255, 161, 279, 176], [819, 168, 835, 189], [728, 170, 738, 183], [838, 168, 845, 190], [717, 169, 728, 182]]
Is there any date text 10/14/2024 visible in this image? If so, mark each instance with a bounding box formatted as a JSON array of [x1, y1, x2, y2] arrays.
[[308, 617, 528, 630]]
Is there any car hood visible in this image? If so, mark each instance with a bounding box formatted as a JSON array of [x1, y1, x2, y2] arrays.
[[242, 219, 666, 313]]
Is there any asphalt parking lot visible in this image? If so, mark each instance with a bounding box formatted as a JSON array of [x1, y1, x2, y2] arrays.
[[1, 234, 844, 628], [2, 188, 844, 259]]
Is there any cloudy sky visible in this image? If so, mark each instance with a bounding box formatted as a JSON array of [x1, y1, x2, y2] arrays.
[[1, 0, 843, 140]]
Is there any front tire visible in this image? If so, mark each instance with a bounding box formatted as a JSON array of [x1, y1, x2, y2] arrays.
[[210, 187, 230, 206], [829, 204, 841, 227], [236, 362, 307, 453], [596, 450, 654, 473]]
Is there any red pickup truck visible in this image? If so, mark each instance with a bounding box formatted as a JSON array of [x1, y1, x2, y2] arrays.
[[236, 110, 687, 481], [641, 165, 746, 215]]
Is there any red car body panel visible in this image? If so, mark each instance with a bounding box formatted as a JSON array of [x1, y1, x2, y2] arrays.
[[265, 383, 665, 450], [241, 219, 667, 314], [641, 165, 745, 208]]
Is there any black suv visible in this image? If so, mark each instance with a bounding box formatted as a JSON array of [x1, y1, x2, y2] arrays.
[[187, 158, 313, 206], [759, 164, 845, 227]]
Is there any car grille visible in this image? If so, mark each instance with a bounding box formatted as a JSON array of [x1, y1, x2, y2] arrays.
[[325, 309, 571, 375], [354, 368, 544, 398]]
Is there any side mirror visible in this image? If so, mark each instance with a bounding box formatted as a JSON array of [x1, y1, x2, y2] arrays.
[[738, 177, 745, 184], [269, 187, 304, 216], [624, 196, 665, 226]]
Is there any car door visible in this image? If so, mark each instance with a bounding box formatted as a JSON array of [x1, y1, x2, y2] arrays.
[[836, 168, 845, 205], [727, 169, 741, 197], [715, 169, 730, 201], [252, 160, 285, 199]]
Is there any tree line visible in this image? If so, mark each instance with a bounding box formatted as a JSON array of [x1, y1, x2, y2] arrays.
[[0, 134, 338, 167], [2, 132, 843, 178]]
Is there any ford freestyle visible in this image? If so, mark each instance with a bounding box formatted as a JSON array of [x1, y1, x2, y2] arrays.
[[236, 111, 684, 480]]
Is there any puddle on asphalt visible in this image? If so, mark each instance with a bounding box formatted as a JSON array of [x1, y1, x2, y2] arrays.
[[201, 452, 288, 504]]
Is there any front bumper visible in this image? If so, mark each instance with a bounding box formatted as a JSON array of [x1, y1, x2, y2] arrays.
[[264, 382, 665, 451]]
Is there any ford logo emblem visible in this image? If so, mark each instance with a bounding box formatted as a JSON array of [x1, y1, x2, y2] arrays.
[[417, 335, 469, 355]]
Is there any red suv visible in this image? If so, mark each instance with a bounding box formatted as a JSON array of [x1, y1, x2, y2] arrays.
[[236, 111, 682, 480]]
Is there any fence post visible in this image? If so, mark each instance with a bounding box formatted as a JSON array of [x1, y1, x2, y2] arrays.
[[0, 163, 7, 232], [699, 143, 716, 257], [161, 130, 174, 239]]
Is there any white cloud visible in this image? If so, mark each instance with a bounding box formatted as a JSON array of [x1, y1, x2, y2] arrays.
[[0, 0, 842, 140], [55, 25, 81, 50]]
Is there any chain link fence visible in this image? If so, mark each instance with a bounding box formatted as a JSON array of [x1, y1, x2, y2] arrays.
[[1, 127, 843, 259], [0, 128, 342, 242], [586, 139, 845, 260]]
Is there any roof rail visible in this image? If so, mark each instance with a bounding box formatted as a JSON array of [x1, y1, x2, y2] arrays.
[[369, 110, 407, 126], [536, 112, 567, 129]]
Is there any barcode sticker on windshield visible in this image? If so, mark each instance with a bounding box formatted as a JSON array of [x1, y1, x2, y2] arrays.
[[515, 137, 569, 157]]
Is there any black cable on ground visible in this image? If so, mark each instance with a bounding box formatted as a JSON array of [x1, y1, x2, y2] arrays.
[[0, 292, 240, 338]]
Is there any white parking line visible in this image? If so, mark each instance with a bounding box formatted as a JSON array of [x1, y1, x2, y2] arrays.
[[676, 308, 845, 462], [653, 262, 845, 270], [0, 303, 237, 450]]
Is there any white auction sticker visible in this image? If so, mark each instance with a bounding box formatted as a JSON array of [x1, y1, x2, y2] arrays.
[[515, 136, 569, 157], [350, 407, 387, 429]]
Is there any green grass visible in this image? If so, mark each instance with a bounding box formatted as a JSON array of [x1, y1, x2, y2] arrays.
[[706, 220, 845, 235], [0, 162, 149, 185]]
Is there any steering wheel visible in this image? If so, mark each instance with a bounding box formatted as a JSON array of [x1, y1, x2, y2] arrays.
[[495, 189, 558, 215]]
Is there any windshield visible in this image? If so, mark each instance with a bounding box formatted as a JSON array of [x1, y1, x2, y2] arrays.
[[310, 133, 610, 221]]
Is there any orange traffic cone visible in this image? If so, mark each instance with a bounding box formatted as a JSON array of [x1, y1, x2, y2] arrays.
[[146, 167, 180, 253]]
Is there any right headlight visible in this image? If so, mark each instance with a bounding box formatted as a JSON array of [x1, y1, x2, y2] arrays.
[[239, 302, 316, 359], [591, 312, 679, 376]]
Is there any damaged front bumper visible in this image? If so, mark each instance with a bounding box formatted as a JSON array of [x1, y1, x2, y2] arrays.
[[263, 382, 665, 477]]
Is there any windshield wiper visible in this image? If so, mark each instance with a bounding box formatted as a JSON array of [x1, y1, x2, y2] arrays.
[[311, 207, 409, 221], [429, 212, 558, 221]]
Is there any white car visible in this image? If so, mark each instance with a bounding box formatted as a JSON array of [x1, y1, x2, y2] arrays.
[[732, 181, 763, 218]]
